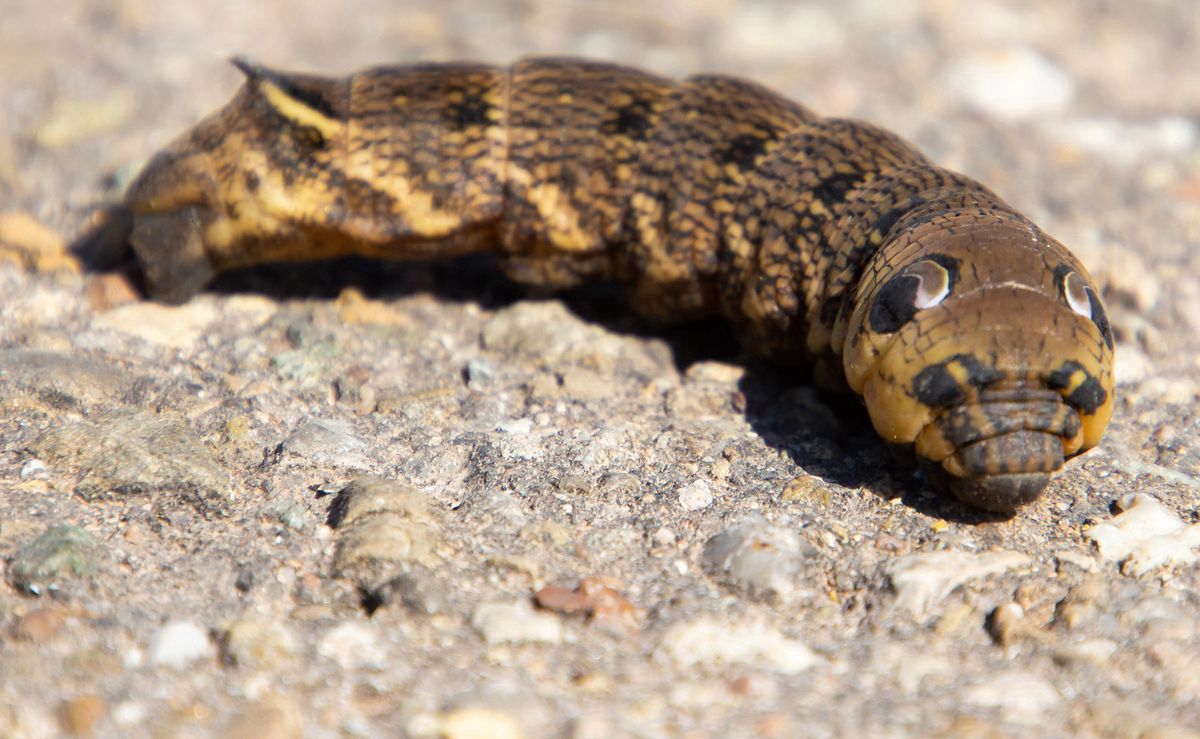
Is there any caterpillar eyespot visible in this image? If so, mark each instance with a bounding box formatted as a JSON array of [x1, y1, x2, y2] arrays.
[[1063, 269, 1093, 319]]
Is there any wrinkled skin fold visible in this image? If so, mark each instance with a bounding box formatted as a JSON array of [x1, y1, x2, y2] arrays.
[[102, 56, 1116, 513]]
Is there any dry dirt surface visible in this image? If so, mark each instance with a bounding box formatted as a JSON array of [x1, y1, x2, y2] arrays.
[[3, 2, 1200, 737]]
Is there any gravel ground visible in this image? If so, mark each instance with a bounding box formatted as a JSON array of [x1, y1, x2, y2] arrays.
[[3, 1, 1200, 737]]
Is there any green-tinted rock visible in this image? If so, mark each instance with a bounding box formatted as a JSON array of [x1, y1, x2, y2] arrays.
[[6, 525, 104, 595]]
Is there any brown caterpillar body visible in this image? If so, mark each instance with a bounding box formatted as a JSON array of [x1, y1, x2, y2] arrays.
[[116, 56, 1115, 513]]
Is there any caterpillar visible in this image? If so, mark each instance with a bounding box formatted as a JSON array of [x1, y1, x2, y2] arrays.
[[111, 56, 1115, 513]]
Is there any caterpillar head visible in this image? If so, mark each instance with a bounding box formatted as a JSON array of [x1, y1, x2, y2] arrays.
[[838, 211, 1115, 513]]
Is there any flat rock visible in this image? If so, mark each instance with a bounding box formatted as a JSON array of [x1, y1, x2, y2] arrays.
[[886, 549, 1032, 619], [32, 408, 231, 514]]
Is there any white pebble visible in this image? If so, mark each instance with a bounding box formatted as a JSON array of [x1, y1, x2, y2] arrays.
[[19, 459, 47, 480], [498, 418, 533, 434], [677, 479, 714, 511], [149, 620, 213, 669]]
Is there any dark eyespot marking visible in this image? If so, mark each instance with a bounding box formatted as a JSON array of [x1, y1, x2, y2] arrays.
[[448, 91, 492, 129], [868, 254, 959, 334], [912, 353, 1003, 408], [811, 170, 864, 208], [603, 98, 655, 140], [912, 363, 965, 407], [720, 133, 770, 171], [1046, 360, 1108, 414]]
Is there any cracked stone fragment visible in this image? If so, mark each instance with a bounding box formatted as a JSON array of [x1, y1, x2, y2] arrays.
[[329, 477, 444, 606], [657, 617, 822, 675], [701, 514, 810, 600], [885, 550, 1031, 618], [31, 408, 230, 515], [1084, 494, 1200, 576]]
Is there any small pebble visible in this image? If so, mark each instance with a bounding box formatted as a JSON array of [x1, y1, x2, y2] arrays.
[[987, 602, 1038, 646], [149, 620, 213, 669], [32, 408, 231, 514], [224, 696, 302, 739], [90, 300, 218, 349], [465, 358, 497, 389], [19, 459, 48, 480], [677, 479, 715, 511], [1053, 638, 1119, 667], [471, 601, 564, 645]]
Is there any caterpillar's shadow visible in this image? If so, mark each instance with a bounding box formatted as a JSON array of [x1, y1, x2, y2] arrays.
[[75, 226, 1005, 523]]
